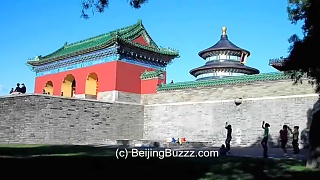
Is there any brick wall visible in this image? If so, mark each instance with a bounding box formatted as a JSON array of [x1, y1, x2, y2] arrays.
[[144, 94, 318, 147], [0, 78, 318, 147], [0, 94, 144, 144]]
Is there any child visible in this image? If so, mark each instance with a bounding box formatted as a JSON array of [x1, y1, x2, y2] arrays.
[[261, 121, 270, 158], [279, 125, 288, 156], [225, 122, 232, 151], [9, 88, 14, 94], [288, 126, 300, 154], [219, 144, 231, 156]]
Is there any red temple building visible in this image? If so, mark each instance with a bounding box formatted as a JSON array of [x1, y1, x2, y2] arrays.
[[26, 20, 179, 101]]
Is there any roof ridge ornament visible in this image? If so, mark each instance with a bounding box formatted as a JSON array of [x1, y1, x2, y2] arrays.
[[222, 26, 227, 37]]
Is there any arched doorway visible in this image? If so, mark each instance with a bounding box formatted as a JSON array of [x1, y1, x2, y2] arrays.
[[85, 73, 98, 98], [61, 74, 76, 97], [44, 81, 53, 95]]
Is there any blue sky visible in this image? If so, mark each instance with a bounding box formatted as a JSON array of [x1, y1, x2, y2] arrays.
[[0, 0, 303, 95]]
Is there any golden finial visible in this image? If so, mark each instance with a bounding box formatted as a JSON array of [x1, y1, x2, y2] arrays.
[[222, 27, 227, 36]]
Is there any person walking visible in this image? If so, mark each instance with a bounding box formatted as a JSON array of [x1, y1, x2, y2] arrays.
[[288, 126, 300, 154], [225, 122, 232, 151], [261, 121, 270, 158], [279, 125, 289, 156]]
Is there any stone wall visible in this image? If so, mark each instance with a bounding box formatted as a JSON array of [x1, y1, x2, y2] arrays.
[[142, 80, 315, 104], [0, 94, 144, 144], [144, 94, 318, 147], [117, 91, 141, 104], [97, 90, 141, 104], [0, 78, 318, 147]]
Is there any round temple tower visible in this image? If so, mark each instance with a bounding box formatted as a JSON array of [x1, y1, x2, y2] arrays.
[[190, 27, 260, 81]]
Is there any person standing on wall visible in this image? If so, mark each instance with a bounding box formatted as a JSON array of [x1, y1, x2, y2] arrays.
[[279, 125, 289, 156], [225, 122, 232, 151], [288, 126, 300, 155], [261, 121, 270, 158]]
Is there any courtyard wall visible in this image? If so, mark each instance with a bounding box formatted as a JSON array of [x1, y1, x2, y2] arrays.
[[143, 94, 317, 147], [0, 94, 144, 144], [142, 79, 317, 147], [0, 78, 318, 147]]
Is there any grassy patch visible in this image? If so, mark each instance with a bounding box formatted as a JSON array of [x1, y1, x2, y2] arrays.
[[0, 145, 319, 179]]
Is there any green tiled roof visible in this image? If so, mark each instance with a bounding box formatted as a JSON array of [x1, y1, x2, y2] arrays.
[[157, 72, 289, 91], [27, 19, 179, 66], [140, 69, 164, 79]]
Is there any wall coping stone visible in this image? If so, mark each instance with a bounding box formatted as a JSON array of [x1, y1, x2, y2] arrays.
[[157, 72, 290, 91], [145, 94, 319, 106], [0, 93, 142, 105]]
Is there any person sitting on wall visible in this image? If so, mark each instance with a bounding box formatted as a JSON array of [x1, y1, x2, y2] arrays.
[[11, 83, 21, 95], [14, 83, 21, 92], [20, 83, 26, 94], [9, 88, 14, 94]]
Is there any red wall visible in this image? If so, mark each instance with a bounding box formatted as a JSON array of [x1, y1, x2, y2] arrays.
[[115, 61, 155, 94], [34, 60, 165, 95], [35, 61, 117, 96], [141, 78, 165, 94]]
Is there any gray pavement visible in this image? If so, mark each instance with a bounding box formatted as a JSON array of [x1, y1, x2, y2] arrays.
[[122, 146, 308, 160]]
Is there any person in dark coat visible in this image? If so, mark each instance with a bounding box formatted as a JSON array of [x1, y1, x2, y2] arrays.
[[225, 122, 232, 151], [14, 83, 21, 93], [20, 83, 26, 93]]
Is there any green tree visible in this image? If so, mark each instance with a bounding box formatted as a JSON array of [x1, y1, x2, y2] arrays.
[[81, 0, 148, 18], [285, 0, 320, 168]]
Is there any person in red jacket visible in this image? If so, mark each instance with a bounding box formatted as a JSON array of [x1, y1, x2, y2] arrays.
[[279, 125, 289, 156]]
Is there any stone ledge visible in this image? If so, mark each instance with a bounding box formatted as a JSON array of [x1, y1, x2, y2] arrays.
[[145, 93, 319, 106], [0, 93, 142, 105]]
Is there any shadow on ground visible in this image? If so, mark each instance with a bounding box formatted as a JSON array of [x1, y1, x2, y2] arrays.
[[0, 145, 320, 179], [0, 144, 119, 156], [251, 135, 277, 148]]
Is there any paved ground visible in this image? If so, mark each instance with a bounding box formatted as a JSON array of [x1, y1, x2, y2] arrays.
[[126, 146, 308, 160], [216, 147, 307, 160]]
